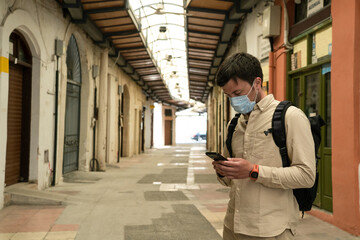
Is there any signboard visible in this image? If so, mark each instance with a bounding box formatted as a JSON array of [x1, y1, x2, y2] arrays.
[[258, 35, 271, 61], [307, 0, 324, 17]]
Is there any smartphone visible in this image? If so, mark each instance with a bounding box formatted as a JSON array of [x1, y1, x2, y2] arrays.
[[205, 152, 228, 161]]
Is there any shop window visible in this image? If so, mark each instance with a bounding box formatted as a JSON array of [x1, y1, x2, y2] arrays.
[[295, 0, 331, 23], [9, 31, 32, 65], [293, 77, 301, 108], [305, 73, 320, 116], [165, 109, 172, 116]]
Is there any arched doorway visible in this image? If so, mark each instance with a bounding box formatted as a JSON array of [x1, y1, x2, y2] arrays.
[[5, 31, 32, 186], [63, 35, 81, 174], [121, 85, 130, 157]]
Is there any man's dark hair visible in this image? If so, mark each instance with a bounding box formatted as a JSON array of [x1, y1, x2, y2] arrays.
[[216, 52, 263, 87]]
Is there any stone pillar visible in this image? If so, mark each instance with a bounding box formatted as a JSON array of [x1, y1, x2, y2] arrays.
[[97, 49, 108, 170], [0, 54, 9, 209]]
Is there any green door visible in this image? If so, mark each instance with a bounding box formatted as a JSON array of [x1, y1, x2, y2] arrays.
[[63, 35, 81, 174], [289, 67, 333, 212]]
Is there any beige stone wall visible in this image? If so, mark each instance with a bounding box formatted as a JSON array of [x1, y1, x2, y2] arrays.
[[0, 0, 149, 208]]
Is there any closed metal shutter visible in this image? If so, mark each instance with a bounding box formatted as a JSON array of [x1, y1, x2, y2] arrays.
[[5, 63, 23, 186]]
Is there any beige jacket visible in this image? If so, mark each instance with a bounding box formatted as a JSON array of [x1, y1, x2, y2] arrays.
[[218, 94, 316, 237]]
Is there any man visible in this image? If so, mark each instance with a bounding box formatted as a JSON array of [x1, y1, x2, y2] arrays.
[[213, 52, 315, 240]]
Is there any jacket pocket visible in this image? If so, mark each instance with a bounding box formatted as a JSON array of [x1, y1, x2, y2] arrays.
[[250, 132, 275, 162]]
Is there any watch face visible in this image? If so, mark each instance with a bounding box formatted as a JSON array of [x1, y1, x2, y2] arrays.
[[251, 172, 258, 179]]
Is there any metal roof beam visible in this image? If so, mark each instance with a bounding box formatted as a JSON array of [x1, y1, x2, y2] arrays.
[[84, 7, 127, 15], [133, 2, 184, 12], [187, 7, 227, 15], [228, 0, 252, 19], [187, 29, 221, 36], [62, 0, 81, 8], [104, 29, 139, 37]]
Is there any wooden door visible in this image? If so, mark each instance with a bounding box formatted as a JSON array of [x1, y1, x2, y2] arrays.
[[5, 63, 23, 186], [164, 120, 172, 145], [6, 32, 32, 186]]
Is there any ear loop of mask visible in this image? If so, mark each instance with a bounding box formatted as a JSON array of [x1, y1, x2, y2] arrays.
[[249, 80, 258, 102]]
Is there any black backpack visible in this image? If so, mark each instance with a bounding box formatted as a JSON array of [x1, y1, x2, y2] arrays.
[[226, 101, 325, 217]]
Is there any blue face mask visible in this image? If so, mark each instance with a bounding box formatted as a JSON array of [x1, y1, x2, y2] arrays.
[[230, 84, 258, 114]]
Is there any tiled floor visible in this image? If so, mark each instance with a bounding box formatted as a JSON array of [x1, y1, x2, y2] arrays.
[[0, 205, 79, 240], [1, 144, 359, 240]]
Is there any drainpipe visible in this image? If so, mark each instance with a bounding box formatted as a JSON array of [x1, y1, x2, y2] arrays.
[[282, 0, 293, 50], [269, 34, 275, 96], [52, 55, 60, 186], [269, 51, 275, 95], [268, 0, 292, 97]]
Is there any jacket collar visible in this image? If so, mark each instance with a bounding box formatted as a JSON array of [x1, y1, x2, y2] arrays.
[[254, 94, 274, 112]]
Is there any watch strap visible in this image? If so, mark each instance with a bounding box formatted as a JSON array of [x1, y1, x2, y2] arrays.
[[249, 164, 259, 180]]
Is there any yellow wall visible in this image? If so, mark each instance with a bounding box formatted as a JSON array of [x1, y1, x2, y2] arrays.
[[293, 37, 307, 68], [315, 25, 332, 58]]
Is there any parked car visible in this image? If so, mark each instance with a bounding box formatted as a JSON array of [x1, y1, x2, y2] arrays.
[[191, 133, 206, 141]]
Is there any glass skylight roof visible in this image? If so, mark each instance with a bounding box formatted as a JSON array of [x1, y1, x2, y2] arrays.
[[129, 0, 189, 101]]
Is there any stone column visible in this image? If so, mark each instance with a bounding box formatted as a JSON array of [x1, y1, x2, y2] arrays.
[[97, 49, 108, 170]]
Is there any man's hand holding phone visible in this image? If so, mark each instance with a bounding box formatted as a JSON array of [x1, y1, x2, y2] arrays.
[[206, 152, 254, 179], [205, 152, 228, 177], [205, 152, 228, 161]]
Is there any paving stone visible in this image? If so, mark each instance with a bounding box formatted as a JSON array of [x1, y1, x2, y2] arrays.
[[137, 174, 160, 184], [44, 231, 77, 240], [170, 159, 188, 163], [0, 233, 14, 240], [195, 174, 219, 184], [11, 232, 47, 240], [144, 191, 188, 201], [138, 168, 187, 184], [124, 204, 221, 240]]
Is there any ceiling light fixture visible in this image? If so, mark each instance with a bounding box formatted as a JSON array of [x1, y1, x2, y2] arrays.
[[157, 26, 168, 40]]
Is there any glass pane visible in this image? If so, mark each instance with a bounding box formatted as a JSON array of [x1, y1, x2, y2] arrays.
[[325, 73, 331, 147], [129, 0, 189, 101], [18, 42, 28, 63], [293, 77, 300, 107], [295, 0, 331, 23], [66, 36, 81, 83], [65, 84, 80, 137], [305, 73, 320, 117], [295, 0, 308, 23], [165, 109, 172, 116]]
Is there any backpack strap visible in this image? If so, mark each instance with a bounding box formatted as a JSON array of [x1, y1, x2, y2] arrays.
[[272, 101, 293, 167], [226, 113, 241, 157]]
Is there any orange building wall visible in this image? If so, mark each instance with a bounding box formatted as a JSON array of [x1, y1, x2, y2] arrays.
[[322, 0, 360, 235], [273, 0, 360, 236]]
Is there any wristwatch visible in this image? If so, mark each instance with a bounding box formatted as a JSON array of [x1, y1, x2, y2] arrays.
[[249, 164, 259, 180]]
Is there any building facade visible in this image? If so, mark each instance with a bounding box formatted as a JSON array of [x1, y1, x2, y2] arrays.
[[0, 0, 158, 208], [206, 0, 360, 236]]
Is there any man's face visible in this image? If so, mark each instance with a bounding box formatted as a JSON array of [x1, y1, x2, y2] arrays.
[[222, 77, 256, 101]]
